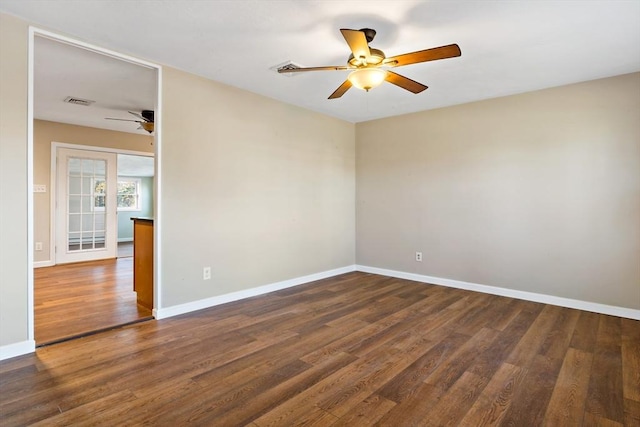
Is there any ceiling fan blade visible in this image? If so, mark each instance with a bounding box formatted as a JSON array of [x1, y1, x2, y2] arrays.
[[277, 65, 350, 74], [385, 71, 428, 94], [385, 44, 461, 67], [340, 29, 371, 62], [328, 80, 353, 99], [105, 118, 142, 122]]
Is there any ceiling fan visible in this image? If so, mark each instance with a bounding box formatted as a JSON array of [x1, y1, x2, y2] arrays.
[[105, 110, 154, 133], [278, 28, 461, 99]]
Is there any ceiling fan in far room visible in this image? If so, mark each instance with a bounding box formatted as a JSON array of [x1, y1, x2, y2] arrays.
[[277, 28, 461, 99], [105, 110, 154, 133]]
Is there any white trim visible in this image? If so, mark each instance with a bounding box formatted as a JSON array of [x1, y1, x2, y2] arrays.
[[117, 238, 134, 243], [154, 265, 357, 320], [0, 340, 36, 361], [27, 28, 35, 343], [154, 65, 163, 311], [52, 141, 154, 157], [356, 265, 640, 320], [33, 28, 159, 70], [34, 260, 55, 269], [27, 26, 163, 348], [49, 139, 56, 267]]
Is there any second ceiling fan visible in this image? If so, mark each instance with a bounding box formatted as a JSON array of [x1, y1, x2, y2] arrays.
[[105, 110, 154, 133], [279, 28, 461, 99]]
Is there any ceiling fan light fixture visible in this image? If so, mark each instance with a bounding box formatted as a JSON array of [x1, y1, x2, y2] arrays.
[[348, 48, 386, 67], [140, 122, 154, 133], [348, 68, 387, 92]]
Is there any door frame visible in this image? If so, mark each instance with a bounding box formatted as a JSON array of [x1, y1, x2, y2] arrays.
[[28, 27, 164, 344], [50, 143, 154, 265], [54, 147, 118, 264]]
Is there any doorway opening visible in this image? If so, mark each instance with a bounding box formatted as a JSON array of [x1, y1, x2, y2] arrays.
[[116, 154, 155, 258], [29, 29, 162, 346]]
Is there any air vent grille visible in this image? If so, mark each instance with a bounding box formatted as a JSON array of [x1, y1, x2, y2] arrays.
[[270, 61, 304, 76], [63, 96, 95, 106]]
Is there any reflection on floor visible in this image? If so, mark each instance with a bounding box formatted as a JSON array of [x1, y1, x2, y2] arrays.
[[118, 241, 134, 258], [35, 258, 153, 346]]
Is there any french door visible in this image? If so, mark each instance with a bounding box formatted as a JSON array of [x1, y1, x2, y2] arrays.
[[55, 147, 117, 264]]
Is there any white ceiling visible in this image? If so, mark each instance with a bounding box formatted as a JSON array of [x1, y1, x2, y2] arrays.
[[34, 36, 157, 135], [1, 0, 639, 125], [118, 154, 154, 177]]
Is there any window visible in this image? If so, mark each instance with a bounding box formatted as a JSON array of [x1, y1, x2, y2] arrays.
[[116, 178, 141, 211], [93, 179, 106, 209], [92, 177, 141, 211]]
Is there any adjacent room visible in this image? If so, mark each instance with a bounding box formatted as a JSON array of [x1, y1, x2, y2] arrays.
[[0, 1, 638, 426], [30, 35, 157, 345]]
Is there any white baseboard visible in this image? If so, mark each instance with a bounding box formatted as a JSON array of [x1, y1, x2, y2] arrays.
[[356, 265, 640, 320], [34, 260, 54, 268], [0, 340, 36, 361], [154, 265, 357, 320]]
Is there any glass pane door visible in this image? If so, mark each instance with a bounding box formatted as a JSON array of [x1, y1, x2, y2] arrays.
[[56, 148, 117, 264]]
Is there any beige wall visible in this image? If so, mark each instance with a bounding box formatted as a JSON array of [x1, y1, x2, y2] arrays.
[[33, 120, 153, 262], [0, 13, 30, 347], [161, 67, 356, 306], [356, 72, 640, 309]]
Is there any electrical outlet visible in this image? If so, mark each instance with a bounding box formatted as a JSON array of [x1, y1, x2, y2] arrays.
[[415, 252, 423, 262], [203, 266, 211, 280], [35, 242, 43, 251]]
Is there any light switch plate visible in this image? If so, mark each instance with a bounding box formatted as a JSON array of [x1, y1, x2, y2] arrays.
[[33, 184, 47, 193]]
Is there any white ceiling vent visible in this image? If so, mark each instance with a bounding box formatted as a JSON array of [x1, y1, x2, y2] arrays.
[[270, 61, 304, 76], [63, 96, 95, 106]]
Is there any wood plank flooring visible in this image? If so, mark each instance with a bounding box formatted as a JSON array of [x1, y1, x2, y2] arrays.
[[117, 241, 134, 258], [34, 258, 152, 345], [2, 271, 638, 426]]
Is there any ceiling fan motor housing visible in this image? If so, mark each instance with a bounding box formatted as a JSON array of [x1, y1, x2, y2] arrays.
[[348, 48, 386, 67], [360, 28, 376, 43], [141, 110, 154, 122]]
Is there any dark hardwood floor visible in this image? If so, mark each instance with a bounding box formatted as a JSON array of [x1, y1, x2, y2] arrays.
[[34, 257, 152, 345], [3, 272, 638, 426]]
